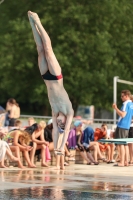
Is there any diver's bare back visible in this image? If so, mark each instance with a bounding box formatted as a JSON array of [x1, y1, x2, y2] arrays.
[[45, 79, 73, 115]]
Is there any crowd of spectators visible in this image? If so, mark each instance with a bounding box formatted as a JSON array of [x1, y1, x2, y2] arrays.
[[0, 90, 133, 169], [0, 115, 117, 169]]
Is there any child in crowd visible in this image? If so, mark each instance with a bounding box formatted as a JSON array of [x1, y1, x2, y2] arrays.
[[94, 124, 115, 163], [0, 128, 19, 168], [9, 119, 22, 131], [68, 120, 98, 165], [0, 140, 19, 168], [83, 126, 108, 163], [25, 121, 49, 167], [28, 117, 36, 126], [3, 129, 33, 168]]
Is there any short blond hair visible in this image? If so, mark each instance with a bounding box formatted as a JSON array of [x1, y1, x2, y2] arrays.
[[28, 117, 35, 122], [39, 120, 46, 129]]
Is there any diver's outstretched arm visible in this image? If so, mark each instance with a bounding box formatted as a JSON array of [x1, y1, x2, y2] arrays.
[[58, 113, 74, 151], [52, 113, 60, 150]]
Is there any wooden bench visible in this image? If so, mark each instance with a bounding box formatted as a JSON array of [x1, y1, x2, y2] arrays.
[[67, 149, 118, 164], [7, 148, 118, 167]]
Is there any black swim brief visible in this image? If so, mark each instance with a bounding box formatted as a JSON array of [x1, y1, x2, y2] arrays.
[[42, 70, 63, 80]]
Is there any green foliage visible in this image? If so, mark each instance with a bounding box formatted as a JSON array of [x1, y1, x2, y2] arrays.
[[0, 0, 133, 115]]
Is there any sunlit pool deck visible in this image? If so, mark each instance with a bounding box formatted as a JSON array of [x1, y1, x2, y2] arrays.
[[0, 163, 133, 200]]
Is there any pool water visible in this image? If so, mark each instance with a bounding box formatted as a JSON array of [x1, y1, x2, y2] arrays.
[[1, 164, 133, 200], [0, 188, 133, 200]]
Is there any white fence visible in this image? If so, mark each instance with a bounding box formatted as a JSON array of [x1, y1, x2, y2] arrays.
[[20, 115, 117, 130]]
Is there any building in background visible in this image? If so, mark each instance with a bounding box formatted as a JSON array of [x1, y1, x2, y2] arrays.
[[76, 105, 94, 120]]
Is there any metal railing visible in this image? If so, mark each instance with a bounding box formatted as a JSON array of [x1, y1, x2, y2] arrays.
[[20, 115, 117, 123], [20, 114, 51, 120], [20, 115, 117, 129]]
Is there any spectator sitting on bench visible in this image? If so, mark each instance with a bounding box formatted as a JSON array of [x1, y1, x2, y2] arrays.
[[0, 128, 19, 168], [94, 124, 115, 163], [67, 120, 98, 165], [9, 119, 22, 132], [83, 126, 107, 163], [44, 119, 54, 152], [27, 117, 36, 126], [3, 129, 33, 168], [25, 121, 49, 167]]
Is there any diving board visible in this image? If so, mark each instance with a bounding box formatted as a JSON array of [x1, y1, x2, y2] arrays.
[[98, 138, 133, 145]]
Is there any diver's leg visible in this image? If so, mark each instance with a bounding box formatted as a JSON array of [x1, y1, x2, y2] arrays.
[[28, 13, 48, 75], [28, 11, 61, 76], [60, 155, 65, 170], [55, 155, 61, 170]]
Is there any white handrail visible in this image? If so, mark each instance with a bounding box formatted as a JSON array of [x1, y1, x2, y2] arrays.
[[20, 115, 117, 124]]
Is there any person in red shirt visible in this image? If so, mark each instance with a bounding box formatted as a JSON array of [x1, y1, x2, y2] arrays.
[[94, 124, 115, 163]]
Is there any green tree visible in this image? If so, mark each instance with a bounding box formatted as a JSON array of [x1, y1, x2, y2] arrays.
[[0, 0, 133, 116]]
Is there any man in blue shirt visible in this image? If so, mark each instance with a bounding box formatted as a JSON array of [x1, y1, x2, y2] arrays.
[[112, 90, 133, 167]]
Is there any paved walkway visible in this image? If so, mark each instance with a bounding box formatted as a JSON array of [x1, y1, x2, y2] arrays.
[[0, 163, 133, 199]]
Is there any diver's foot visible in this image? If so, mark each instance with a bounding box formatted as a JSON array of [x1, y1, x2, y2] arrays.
[[28, 11, 40, 23], [28, 14, 34, 25], [60, 167, 65, 170]]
